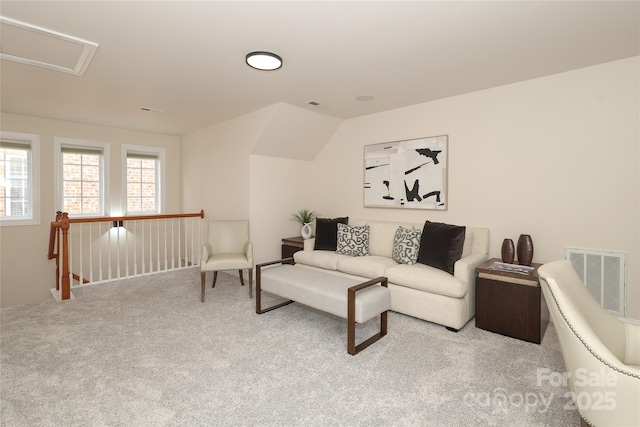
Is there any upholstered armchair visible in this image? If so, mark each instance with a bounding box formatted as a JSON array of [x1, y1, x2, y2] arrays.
[[538, 260, 639, 427], [200, 220, 253, 302]]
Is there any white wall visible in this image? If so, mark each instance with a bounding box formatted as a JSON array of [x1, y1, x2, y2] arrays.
[[0, 113, 182, 307], [181, 107, 274, 221], [249, 155, 314, 263], [311, 57, 639, 319], [182, 104, 337, 264]]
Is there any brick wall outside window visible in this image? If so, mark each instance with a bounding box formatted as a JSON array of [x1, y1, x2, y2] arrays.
[[62, 152, 101, 214], [127, 157, 157, 213]]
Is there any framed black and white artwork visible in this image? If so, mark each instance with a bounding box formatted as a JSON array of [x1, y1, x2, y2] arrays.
[[364, 135, 448, 210]]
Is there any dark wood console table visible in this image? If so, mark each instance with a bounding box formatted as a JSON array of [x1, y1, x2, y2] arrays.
[[475, 258, 549, 344]]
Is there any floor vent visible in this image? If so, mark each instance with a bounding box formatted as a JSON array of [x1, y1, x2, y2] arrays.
[[565, 248, 625, 317]]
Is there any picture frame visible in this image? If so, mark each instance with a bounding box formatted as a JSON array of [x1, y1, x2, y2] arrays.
[[363, 135, 448, 210]]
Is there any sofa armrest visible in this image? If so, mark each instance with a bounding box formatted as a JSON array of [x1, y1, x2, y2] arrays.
[[454, 253, 490, 284], [624, 321, 640, 366], [304, 238, 316, 251]]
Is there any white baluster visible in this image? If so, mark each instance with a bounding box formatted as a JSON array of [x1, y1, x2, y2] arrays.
[[164, 218, 168, 270], [108, 221, 112, 280], [149, 219, 153, 272], [142, 220, 146, 274], [170, 218, 175, 269], [191, 217, 196, 267], [116, 220, 121, 278], [156, 219, 160, 272], [69, 226, 74, 286], [89, 223, 93, 283], [125, 220, 129, 277], [133, 220, 138, 276], [178, 218, 182, 267], [78, 223, 83, 285], [99, 222, 103, 282]]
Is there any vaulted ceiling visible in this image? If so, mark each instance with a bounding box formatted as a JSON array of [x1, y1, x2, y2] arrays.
[[1, 1, 638, 136]]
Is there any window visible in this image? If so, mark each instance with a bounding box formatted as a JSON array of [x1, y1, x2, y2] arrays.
[[0, 132, 40, 226], [123, 145, 164, 214], [55, 138, 109, 216]]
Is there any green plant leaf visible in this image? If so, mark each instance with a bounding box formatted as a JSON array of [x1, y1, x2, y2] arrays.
[[290, 209, 317, 224]]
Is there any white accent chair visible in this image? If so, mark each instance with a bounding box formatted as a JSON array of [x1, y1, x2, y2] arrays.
[[538, 260, 640, 427], [200, 220, 253, 302]]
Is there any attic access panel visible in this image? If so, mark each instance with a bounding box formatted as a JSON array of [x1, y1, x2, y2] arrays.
[[0, 16, 98, 76]]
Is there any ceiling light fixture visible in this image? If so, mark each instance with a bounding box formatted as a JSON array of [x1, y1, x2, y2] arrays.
[[246, 51, 282, 71]]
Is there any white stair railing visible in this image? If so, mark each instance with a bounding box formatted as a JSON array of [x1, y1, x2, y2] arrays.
[[49, 211, 204, 299]]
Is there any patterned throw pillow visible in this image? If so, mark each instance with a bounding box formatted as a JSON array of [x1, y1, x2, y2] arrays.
[[336, 223, 369, 257], [392, 226, 422, 265]]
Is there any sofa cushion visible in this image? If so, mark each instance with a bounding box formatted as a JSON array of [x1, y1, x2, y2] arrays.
[[337, 255, 397, 279], [336, 223, 369, 257], [417, 221, 466, 274], [294, 250, 342, 271], [392, 226, 422, 265], [367, 221, 416, 257], [314, 217, 348, 251], [384, 263, 468, 298]]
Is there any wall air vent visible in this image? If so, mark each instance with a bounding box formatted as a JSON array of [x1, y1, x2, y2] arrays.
[[0, 16, 98, 76], [565, 247, 625, 317]]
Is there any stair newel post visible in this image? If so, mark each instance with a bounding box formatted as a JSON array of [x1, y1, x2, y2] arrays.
[[60, 213, 71, 300], [55, 211, 62, 290]]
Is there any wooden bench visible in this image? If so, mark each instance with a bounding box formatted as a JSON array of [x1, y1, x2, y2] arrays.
[[256, 258, 391, 355]]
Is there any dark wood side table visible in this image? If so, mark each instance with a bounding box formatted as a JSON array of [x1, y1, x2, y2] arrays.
[[475, 258, 549, 344], [282, 236, 305, 259]]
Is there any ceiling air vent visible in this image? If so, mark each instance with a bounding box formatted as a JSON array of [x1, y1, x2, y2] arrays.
[[139, 107, 164, 113], [307, 100, 330, 109]]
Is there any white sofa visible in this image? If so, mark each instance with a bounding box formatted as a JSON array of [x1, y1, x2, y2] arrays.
[[293, 219, 490, 330]]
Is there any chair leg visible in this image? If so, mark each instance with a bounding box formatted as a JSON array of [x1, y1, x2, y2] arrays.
[[212, 271, 217, 288], [239, 270, 245, 286], [248, 268, 253, 299], [200, 272, 206, 303]]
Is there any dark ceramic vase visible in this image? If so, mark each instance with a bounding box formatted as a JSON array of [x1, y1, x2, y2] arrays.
[[501, 239, 515, 264], [517, 234, 534, 266]]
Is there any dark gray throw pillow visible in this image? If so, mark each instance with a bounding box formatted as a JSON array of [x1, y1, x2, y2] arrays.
[[417, 221, 466, 274], [314, 217, 349, 251]]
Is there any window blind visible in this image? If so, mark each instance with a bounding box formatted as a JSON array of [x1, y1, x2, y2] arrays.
[[0, 139, 31, 150], [61, 145, 103, 155], [126, 151, 159, 160]]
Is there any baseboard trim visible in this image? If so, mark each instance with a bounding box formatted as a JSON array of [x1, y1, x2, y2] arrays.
[[50, 288, 76, 302]]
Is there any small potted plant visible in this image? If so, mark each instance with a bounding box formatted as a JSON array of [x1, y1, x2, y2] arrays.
[[291, 209, 317, 239]]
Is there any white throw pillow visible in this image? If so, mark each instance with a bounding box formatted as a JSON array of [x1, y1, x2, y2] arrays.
[[336, 223, 369, 257], [392, 226, 422, 265]]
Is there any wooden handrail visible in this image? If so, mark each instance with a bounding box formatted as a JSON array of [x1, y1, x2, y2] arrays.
[[61, 210, 204, 224], [48, 210, 205, 300], [49, 210, 204, 226]]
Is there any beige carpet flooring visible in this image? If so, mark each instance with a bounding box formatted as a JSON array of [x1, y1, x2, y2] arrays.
[[1, 267, 579, 426]]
